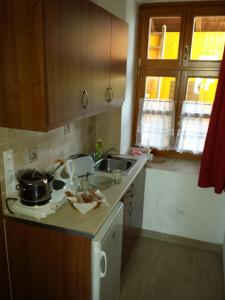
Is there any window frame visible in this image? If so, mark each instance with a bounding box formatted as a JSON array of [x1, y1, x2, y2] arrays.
[[139, 6, 186, 68], [184, 6, 225, 69], [133, 1, 225, 160]]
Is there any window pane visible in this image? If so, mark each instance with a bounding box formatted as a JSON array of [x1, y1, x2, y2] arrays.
[[175, 77, 218, 154], [145, 76, 176, 101], [175, 114, 210, 154], [186, 77, 218, 104], [136, 76, 176, 149], [190, 16, 225, 61], [136, 99, 175, 149], [148, 17, 181, 60]]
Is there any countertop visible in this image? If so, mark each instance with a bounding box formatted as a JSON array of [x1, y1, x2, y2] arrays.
[[5, 155, 147, 239], [146, 156, 200, 175]]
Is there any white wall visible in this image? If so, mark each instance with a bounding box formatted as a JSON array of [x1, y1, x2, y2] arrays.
[[143, 168, 225, 244], [120, 0, 137, 154], [136, 0, 218, 3], [95, 108, 122, 151], [91, 0, 127, 20]]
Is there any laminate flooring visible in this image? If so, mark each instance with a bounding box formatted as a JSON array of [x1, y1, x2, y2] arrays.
[[120, 237, 224, 300]]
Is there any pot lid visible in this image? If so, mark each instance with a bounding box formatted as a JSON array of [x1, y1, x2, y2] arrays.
[[16, 169, 47, 185]]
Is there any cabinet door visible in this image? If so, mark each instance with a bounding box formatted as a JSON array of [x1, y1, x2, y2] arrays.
[[121, 167, 146, 275], [5, 219, 91, 300], [0, 0, 47, 131], [110, 16, 128, 106], [131, 167, 146, 244], [0, 221, 11, 300], [121, 192, 132, 275], [44, 0, 83, 128], [83, 1, 111, 116], [0, 197, 11, 300]]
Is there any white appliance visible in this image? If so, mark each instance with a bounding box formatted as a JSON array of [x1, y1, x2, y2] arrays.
[[3, 150, 68, 219], [92, 202, 123, 300], [9, 189, 66, 219], [68, 155, 94, 177]]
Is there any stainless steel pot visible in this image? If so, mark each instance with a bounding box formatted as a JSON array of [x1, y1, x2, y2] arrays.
[[16, 169, 52, 206]]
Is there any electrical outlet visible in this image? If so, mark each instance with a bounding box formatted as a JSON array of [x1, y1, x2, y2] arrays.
[[29, 147, 38, 162], [64, 123, 70, 134]]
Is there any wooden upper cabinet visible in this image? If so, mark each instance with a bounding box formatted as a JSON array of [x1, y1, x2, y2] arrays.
[[0, 0, 128, 132], [44, 0, 83, 127], [110, 15, 128, 106], [0, 0, 46, 131], [83, 1, 111, 116]]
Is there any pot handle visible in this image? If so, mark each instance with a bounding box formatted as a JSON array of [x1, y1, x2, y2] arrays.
[[16, 184, 32, 191], [16, 184, 23, 191]]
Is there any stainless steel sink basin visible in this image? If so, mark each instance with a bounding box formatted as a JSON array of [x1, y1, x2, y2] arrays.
[[94, 157, 136, 174]]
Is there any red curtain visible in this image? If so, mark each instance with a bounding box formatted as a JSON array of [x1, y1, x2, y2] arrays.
[[198, 49, 225, 194]]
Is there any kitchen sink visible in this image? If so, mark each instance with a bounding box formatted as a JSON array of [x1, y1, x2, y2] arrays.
[[94, 156, 136, 174]]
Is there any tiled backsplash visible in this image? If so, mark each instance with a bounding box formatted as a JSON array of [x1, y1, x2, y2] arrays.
[[0, 117, 96, 210], [95, 108, 121, 152]]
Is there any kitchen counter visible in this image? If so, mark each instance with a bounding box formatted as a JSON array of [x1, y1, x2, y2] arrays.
[[5, 155, 147, 239]]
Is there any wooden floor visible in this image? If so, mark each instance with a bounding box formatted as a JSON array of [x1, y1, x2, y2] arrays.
[[120, 237, 224, 300]]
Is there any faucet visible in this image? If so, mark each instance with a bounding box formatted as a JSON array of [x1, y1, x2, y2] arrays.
[[102, 147, 119, 157], [91, 147, 119, 162]]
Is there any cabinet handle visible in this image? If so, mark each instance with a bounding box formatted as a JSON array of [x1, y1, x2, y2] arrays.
[[125, 190, 132, 199], [82, 89, 88, 109], [99, 250, 107, 278], [105, 87, 110, 103], [131, 183, 136, 197], [128, 201, 133, 216], [109, 86, 113, 102], [184, 45, 189, 61]]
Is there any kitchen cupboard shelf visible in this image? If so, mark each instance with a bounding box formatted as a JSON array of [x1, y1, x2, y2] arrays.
[[0, 0, 128, 132]]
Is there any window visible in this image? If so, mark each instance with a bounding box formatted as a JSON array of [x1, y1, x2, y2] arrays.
[[134, 2, 225, 157]]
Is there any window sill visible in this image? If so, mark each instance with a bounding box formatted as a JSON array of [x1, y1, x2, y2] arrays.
[[146, 156, 200, 175]]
